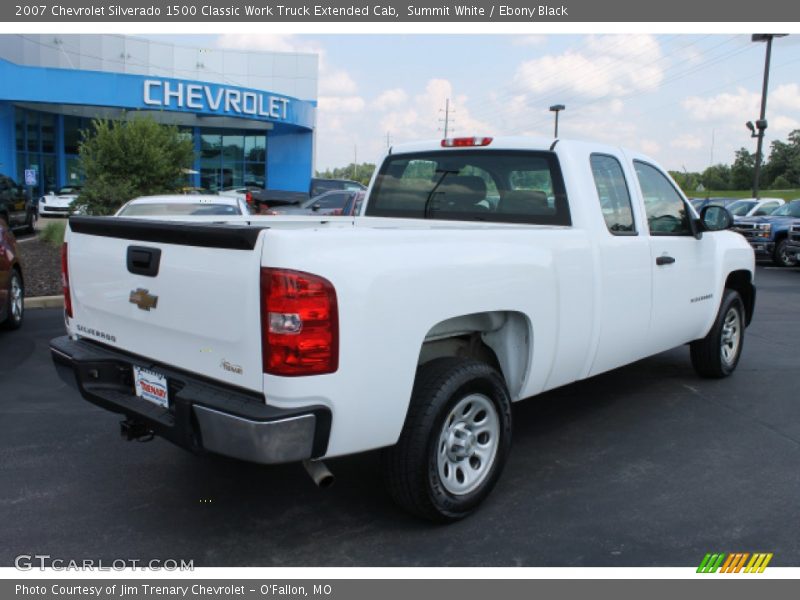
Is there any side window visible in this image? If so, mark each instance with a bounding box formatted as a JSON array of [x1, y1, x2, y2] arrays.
[[754, 202, 778, 216], [590, 154, 635, 234], [634, 161, 692, 236]]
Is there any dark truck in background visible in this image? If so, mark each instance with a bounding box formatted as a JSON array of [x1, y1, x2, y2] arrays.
[[786, 219, 800, 263], [733, 199, 800, 267], [250, 178, 367, 213]]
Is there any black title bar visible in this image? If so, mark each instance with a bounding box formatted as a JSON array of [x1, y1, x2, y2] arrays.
[[3, 0, 799, 22]]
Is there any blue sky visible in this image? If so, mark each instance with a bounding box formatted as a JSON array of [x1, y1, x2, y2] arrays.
[[149, 34, 800, 174]]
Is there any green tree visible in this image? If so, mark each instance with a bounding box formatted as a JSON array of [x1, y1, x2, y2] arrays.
[[669, 170, 701, 192], [700, 164, 731, 191], [315, 162, 376, 187], [730, 148, 756, 190], [770, 175, 791, 189], [764, 129, 800, 188], [76, 116, 195, 215]]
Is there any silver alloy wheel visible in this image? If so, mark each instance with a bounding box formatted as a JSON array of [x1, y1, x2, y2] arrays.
[[779, 244, 796, 266], [10, 274, 23, 322], [720, 306, 741, 366], [436, 393, 500, 496]]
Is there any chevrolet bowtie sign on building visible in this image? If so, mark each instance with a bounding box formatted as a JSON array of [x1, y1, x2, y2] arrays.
[[0, 34, 318, 196]]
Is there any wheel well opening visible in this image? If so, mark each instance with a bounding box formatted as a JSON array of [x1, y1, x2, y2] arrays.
[[418, 311, 531, 399], [725, 270, 755, 326]]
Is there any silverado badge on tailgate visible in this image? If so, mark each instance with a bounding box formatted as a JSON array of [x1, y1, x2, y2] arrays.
[[129, 288, 158, 311]]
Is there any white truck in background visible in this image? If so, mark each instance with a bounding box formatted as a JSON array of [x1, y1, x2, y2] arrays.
[[51, 136, 755, 521]]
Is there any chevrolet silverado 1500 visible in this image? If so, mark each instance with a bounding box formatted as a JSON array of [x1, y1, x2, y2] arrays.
[[51, 137, 755, 521]]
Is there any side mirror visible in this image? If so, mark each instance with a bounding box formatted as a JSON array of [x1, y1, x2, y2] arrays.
[[700, 205, 733, 232], [311, 203, 321, 212]]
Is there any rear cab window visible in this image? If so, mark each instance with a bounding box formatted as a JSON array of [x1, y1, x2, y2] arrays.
[[365, 150, 570, 225], [589, 154, 636, 235]]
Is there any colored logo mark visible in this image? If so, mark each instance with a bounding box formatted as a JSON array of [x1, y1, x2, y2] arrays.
[[697, 553, 773, 573]]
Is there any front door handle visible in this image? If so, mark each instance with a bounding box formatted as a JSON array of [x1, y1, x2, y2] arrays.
[[656, 255, 676, 266]]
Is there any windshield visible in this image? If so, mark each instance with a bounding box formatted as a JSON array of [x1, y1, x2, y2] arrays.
[[118, 203, 241, 216], [727, 200, 756, 216], [57, 187, 81, 195], [771, 202, 800, 217], [366, 150, 570, 225]]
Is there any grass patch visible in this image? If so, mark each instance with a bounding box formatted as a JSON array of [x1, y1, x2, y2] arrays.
[[685, 189, 800, 201], [39, 220, 67, 247]]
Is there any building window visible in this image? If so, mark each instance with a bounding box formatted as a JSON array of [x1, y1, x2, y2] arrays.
[[15, 108, 58, 195], [197, 128, 267, 191]]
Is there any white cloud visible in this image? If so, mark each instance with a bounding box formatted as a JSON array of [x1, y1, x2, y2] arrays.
[[215, 33, 321, 55], [512, 35, 548, 47], [514, 35, 664, 99], [318, 96, 366, 113], [639, 140, 662, 155], [681, 87, 760, 121], [671, 134, 704, 150], [772, 83, 800, 112], [320, 69, 358, 95], [372, 88, 409, 110]]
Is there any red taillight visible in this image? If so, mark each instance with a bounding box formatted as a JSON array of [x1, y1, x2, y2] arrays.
[[260, 268, 338, 376], [441, 136, 493, 148], [61, 242, 73, 318]]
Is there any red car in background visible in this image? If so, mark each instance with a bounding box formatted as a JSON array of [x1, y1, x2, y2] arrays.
[[0, 219, 24, 330]]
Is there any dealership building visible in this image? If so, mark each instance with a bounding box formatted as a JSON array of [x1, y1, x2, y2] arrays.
[[0, 34, 318, 195]]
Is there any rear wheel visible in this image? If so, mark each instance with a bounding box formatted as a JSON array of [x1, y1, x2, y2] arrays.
[[772, 239, 797, 267], [2, 269, 24, 330], [690, 289, 744, 378], [382, 357, 512, 522]]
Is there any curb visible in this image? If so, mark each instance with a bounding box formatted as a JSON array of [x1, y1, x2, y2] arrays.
[[25, 295, 64, 309]]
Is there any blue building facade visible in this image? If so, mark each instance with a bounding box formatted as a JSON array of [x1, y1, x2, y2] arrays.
[[0, 35, 318, 195]]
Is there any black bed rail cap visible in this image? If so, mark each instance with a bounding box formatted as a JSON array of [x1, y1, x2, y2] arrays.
[[68, 216, 265, 250]]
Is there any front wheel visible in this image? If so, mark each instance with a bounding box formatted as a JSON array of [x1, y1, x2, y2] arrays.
[[690, 289, 745, 378], [382, 357, 512, 522], [772, 239, 797, 267], [2, 269, 24, 330]]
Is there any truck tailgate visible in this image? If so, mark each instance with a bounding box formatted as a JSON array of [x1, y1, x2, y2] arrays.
[[66, 217, 266, 394]]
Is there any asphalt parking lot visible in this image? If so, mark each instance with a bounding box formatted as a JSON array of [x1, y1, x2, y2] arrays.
[[1, 265, 799, 567]]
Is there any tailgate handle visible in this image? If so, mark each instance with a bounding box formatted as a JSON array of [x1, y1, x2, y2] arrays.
[[127, 246, 161, 277]]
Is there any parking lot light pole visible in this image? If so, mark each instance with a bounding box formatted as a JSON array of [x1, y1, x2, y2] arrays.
[[749, 34, 787, 199], [549, 104, 565, 138]]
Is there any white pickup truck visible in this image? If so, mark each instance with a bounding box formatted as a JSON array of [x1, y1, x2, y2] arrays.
[[51, 136, 755, 521]]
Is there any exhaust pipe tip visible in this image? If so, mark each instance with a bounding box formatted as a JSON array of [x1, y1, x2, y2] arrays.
[[303, 459, 335, 489]]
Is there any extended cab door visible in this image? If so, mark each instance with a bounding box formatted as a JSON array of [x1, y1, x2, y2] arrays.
[[632, 160, 717, 354], [586, 153, 653, 376]]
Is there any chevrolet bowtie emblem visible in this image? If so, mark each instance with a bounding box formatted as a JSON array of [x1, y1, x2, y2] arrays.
[[129, 288, 158, 311]]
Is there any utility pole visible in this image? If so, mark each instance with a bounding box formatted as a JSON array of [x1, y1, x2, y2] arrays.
[[353, 144, 358, 180], [748, 34, 787, 199], [710, 128, 715, 167], [439, 98, 454, 138]]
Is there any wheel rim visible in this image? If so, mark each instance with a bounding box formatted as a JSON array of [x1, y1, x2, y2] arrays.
[[720, 307, 741, 366], [436, 393, 500, 496], [779, 244, 796, 266], [10, 275, 23, 321]]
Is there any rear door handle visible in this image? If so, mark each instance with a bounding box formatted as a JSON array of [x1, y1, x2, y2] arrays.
[[656, 255, 675, 266]]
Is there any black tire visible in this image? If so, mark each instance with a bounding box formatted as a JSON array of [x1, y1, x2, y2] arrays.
[[772, 238, 797, 267], [382, 357, 512, 522], [690, 289, 745, 378], [1, 268, 24, 330], [21, 211, 35, 235]]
